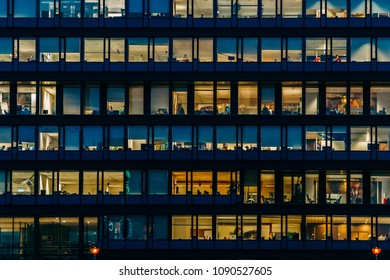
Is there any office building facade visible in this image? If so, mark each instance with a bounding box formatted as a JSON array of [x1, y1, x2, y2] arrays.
[[1, 0, 390, 259]]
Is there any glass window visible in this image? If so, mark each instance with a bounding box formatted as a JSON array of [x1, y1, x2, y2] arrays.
[[19, 39, 36, 62], [372, 1, 390, 18], [84, 86, 100, 115], [261, 126, 280, 150], [283, 0, 302, 18], [238, 82, 257, 115], [306, 38, 326, 62], [351, 38, 370, 62], [326, 171, 347, 204], [39, 82, 56, 115], [63, 86, 80, 114], [172, 126, 192, 150], [306, 0, 320, 18], [83, 171, 100, 195], [38, 126, 58, 151], [243, 38, 258, 62], [12, 171, 35, 195], [243, 171, 257, 203], [84, 38, 104, 62], [326, 85, 347, 115], [217, 171, 239, 195], [154, 38, 169, 62], [216, 215, 237, 240], [0, 0, 6, 17], [172, 83, 187, 115], [66, 38, 81, 62], [305, 82, 319, 114], [216, 126, 236, 150], [287, 126, 302, 150], [194, 82, 214, 115], [306, 215, 326, 240], [287, 216, 302, 240], [65, 126, 80, 151], [17, 82, 36, 115], [283, 173, 303, 203], [149, 0, 169, 17], [371, 172, 390, 205], [261, 215, 281, 240], [331, 126, 347, 151], [129, 84, 144, 114], [217, 38, 237, 62], [128, 38, 148, 62], [173, 0, 188, 18], [125, 170, 143, 195], [350, 173, 363, 204], [282, 82, 302, 115], [351, 0, 365, 18], [107, 87, 125, 115], [153, 126, 168, 151], [332, 216, 347, 240], [0, 126, 11, 151], [242, 126, 258, 150], [378, 217, 390, 242], [84, 217, 98, 247], [331, 38, 347, 62], [305, 172, 319, 204], [0, 38, 13, 62], [262, 0, 276, 18], [0, 83, 10, 115], [172, 38, 192, 62], [262, 38, 281, 62], [109, 126, 124, 150], [350, 126, 370, 151], [84, 0, 99, 18], [192, 171, 212, 195], [59, 171, 79, 195], [83, 126, 103, 151], [198, 216, 213, 240], [198, 126, 213, 150], [14, 0, 37, 18], [39, 38, 60, 62], [260, 171, 275, 204], [371, 85, 390, 115], [40, 0, 55, 18], [0, 171, 7, 194], [377, 38, 390, 62], [194, 0, 213, 18], [148, 170, 168, 195], [103, 171, 123, 195], [377, 127, 390, 152], [128, 0, 143, 18], [128, 126, 147, 151], [151, 84, 169, 115], [198, 38, 213, 62], [218, 0, 233, 18], [106, 215, 146, 240], [105, 0, 125, 18], [350, 86, 363, 115], [237, 0, 258, 18], [261, 86, 275, 115], [327, 0, 346, 18], [110, 38, 125, 62], [305, 126, 326, 151], [216, 82, 230, 115], [172, 171, 187, 195], [172, 216, 192, 240], [287, 38, 302, 62], [60, 0, 81, 18]]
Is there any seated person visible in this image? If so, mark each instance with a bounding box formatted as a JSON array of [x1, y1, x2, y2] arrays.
[[379, 107, 386, 115], [313, 56, 321, 62]]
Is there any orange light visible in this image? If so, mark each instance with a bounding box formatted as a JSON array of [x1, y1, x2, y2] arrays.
[[90, 247, 100, 255], [372, 247, 381, 256]]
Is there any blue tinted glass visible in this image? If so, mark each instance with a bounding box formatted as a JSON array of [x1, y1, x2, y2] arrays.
[[83, 127, 103, 148], [14, 0, 37, 17], [0, 127, 11, 142], [128, 216, 147, 240], [288, 38, 302, 50], [128, 0, 143, 15], [150, 0, 169, 13], [66, 38, 81, 52], [262, 38, 281, 50], [377, 38, 390, 62], [40, 38, 59, 52], [217, 126, 236, 143], [0, 0, 6, 17], [373, 1, 390, 13], [110, 126, 124, 146], [153, 216, 168, 239], [60, 0, 81, 18], [128, 126, 147, 139], [261, 126, 281, 146], [0, 38, 12, 55], [40, 0, 55, 18], [148, 170, 168, 195], [243, 126, 257, 143], [287, 127, 302, 149], [154, 126, 168, 139], [199, 126, 213, 142], [217, 38, 237, 58], [65, 126, 80, 150], [125, 170, 142, 194], [172, 126, 191, 142], [19, 126, 35, 142]]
